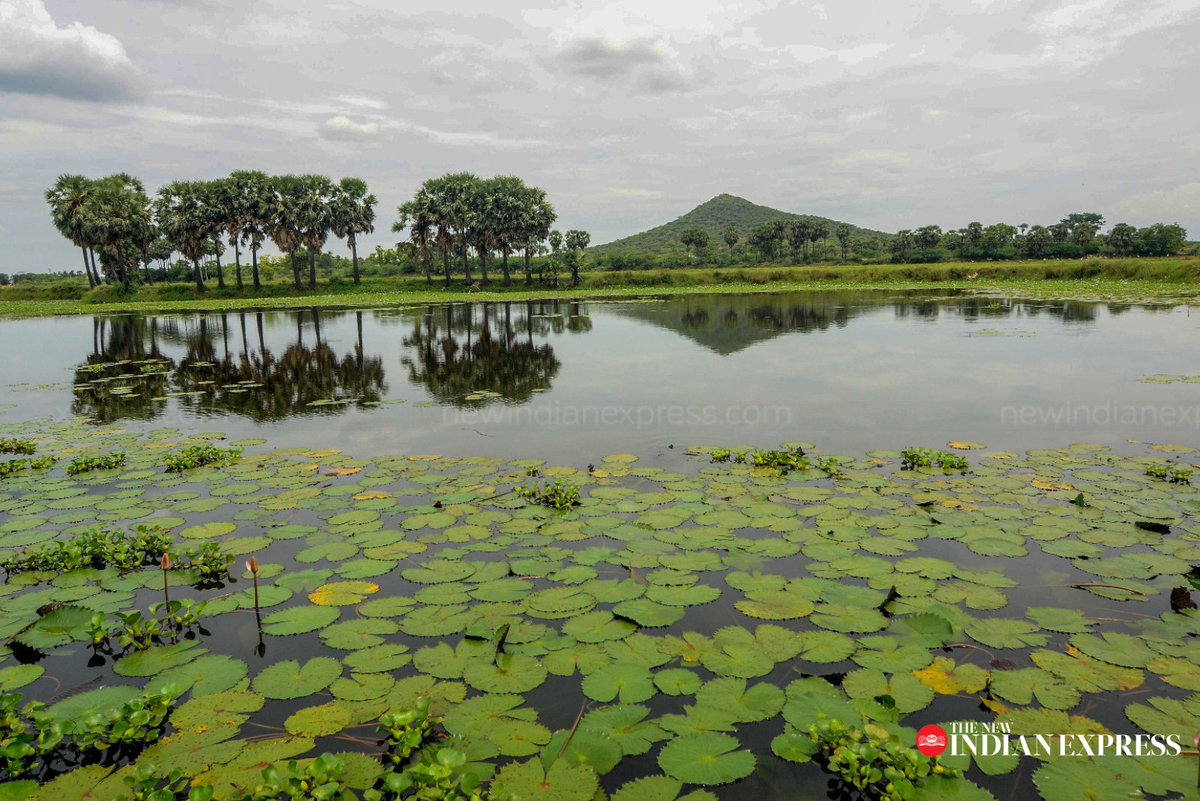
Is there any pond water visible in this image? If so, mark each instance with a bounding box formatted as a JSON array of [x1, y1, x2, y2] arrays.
[[1, 290, 1199, 801], [3, 289, 1199, 463]]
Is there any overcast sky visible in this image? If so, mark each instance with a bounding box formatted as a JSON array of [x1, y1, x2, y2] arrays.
[[2, 0, 1198, 271]]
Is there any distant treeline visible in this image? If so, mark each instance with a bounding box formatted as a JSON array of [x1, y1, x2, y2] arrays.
[[892, 214, 1188, 263]]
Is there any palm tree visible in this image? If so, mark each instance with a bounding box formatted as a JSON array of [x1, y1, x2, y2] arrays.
[[298, 175, 335, 289], [89, 173, 155, 289], [46, 174, 101, 288], [835, 223, 852, 262], [330, 178, 376, 286], [467, 179, 496, 285], [199, 180, 228, 289], [230, 170, 272, 291], [155, 181, 211, 290], [723, 226, 739, 259], [396, 193, 435, 284], [520, 186, 556, 286], [487, 176, 527, 286], [268, 175, 307, 290]]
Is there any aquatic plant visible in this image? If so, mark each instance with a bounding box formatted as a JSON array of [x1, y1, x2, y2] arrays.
[[0, 456, 56, 478], [0, 686, 180, 780], [516, 479, 581, 509], [163, 443, 242, 472], [1, 526, 171, 576], [379, 697, 437, 766], [65, 451, 127, 475], [0, 438, 36, 455], [1146, 463, 1193, 484], [816, 456, 844, 478], [900, 446, 970, 472], [749, 447, 809, 473], [807, 718, 960, 801]]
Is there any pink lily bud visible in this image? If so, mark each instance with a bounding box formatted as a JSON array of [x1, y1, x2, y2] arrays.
[[246, 556, 259, 575], [160, 552, 171, 570]]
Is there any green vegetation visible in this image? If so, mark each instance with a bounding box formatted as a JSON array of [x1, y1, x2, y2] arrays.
[[588, 194, 892, 265], [0, 525, 229, 580], [65, 451, 127, 475], [899, 447, 970, 472], [0, 686, 180, 780], [164, 443, 243, 472], [1146, 463, 1193, 484], [0, 439, 36, 456], [0, 457, 56, 478], [515, 479, 582, 509], [800, 718, 960, 801], [2, 257, 1197, 319], [0, 419, 1199, 800]]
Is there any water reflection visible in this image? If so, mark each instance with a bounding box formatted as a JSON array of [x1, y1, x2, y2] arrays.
[[72, 310, 386, 422], [62, 291, 1139, 426], [398, 302, 574, 407]]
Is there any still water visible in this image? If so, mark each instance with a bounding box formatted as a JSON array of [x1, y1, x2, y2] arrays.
[[3, 289, 1198, 461]]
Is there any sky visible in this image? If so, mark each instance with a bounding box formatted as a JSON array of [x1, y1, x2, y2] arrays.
[[1, 0, 1198, 272]]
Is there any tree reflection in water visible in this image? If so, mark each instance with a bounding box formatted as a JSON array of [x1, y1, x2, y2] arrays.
[[400, 301, 566, 407], [72, 310, 386, 422]]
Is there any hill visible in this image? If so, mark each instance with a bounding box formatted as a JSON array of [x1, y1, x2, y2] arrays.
[[589, 193, 893, 256]]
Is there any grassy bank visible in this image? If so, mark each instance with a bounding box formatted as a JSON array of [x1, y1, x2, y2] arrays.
[[2, 257, 1197, 317]]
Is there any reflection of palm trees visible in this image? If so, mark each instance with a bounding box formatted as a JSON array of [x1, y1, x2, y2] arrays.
[[73, 311, 387, 423], [72, 315, 175, 422], [402, 303, 561, 406], [173, 311, 387, 421]]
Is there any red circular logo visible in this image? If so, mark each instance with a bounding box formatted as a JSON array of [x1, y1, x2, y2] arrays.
[[916, 724, 948, 757]]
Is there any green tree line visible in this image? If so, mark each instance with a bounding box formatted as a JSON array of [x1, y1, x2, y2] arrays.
[[892, 214, 1188, 263], [46, 172, 377, 291]]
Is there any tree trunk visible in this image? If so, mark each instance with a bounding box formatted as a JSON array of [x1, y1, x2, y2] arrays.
[[290, 251, 302, 290], [461, 244, 471, 283], [193, 258, 205, 291], [308, 249, 316, 289], [81, 247, 95, 289], [523, 249, 532, 286], [214, 239, 226, 289], [443, 250, 451, 287], [89, 248, 103, 284], [479, 248, 489, 285], [350, 234, 360, 285], [501, 250, 511, 286], [423, 247, 432, 284], [252, 246, 261, 290], [234, 241, 243, 289]]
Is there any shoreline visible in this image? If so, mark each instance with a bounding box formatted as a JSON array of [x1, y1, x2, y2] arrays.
[[1, 259, 1197, 318]]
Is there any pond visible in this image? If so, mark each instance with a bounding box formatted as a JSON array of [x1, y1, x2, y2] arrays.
[[0, 289, 1198, 801], [3, 289, 1199, 462]]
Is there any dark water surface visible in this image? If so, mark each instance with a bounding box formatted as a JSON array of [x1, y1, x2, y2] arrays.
[[3, 290, 1199, 462]]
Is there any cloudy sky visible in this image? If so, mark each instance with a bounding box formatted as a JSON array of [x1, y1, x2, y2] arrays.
[[2, 0, 1198, 271]]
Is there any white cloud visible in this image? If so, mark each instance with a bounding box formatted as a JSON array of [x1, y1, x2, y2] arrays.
[[0, 0, 140, 99], [1108, 183, 1200, 227], [319, 115, 381, 141]]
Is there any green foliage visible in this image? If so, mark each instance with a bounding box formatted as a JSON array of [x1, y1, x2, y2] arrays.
[[516, 480, 581, 509], [807, 718, 959, 801], [1145, 463, 1192, 484], [0, 439, 36, 455], [65, 451, 127, 475], [816, 456, 844, 478], [119, 763, 214, 801], [245, 754, 350, 801], [0, 686, 180, 780], [1, 525, 171, 575], [710, 448, 732, 463], [164, 443, 243, 472], [900, 447, 969, 472], [749, 447, 809, 473], [379, 697, 436, 766], [0, 456, 56, 478]]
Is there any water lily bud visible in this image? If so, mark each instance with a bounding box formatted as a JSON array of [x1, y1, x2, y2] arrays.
[[247, 556, 259, 574], [160, 553, 171, 570]]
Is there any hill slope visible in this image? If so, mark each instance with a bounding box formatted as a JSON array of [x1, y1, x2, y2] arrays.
[[590, 194, 893, 255]]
